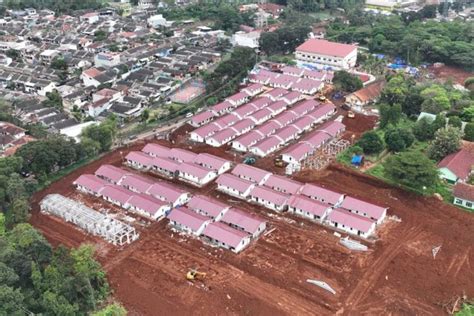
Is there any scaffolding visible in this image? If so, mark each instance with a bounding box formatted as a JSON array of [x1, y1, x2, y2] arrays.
[[323, 139, 351, 157], [40, 194, 139, 246]]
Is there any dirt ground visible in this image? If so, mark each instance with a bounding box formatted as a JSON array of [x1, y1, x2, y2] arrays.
[[30, 135, 474, 315], [427, 65, 473, 86]]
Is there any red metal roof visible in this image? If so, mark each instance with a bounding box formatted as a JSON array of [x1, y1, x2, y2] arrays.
[[95, 165, 129, 183], [152, 157, 180, 173], [179, 162, 214, 179], [125, 151, 154, 168], [453, 183, 474, 201], [249, 186, 289, 205], [299, 183, 344, 205], [231, 164, 271, 184], [263, 174, 303, 194], [167, 207, 209, 231], [216, 173, 255, 193], [340, 196, 387, 220], [194, 153, 230, 171], [282, 142, 313, 161], [100, 185, 134, 205], [296, 39, 357, 58], [187, 195, 228, 218], [315, 120, 345, 137], [438, 149, 474, 181], [191, 111, 215, 125], [147, 182, 188, 204], [328, 208, 375, 233], [288, 195, 330, 217], [220, 208, 266, 235], [73, 174, 108, 193], [202, 222, 249, 248], [169, 148, 197, 163], [120, 174, 155, 193], [142, 143, 170, 158], [128, 193, 167, 216]]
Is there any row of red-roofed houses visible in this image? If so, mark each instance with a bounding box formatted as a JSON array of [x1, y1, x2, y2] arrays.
[[124, 143, 232, 187], [167, 194, 267, 253], [189, 88, 306, 144], [281, 120, 346, 167], [215, 163, 387, 238], [248, 69, 325, 95], [73, 167, 192, 220]]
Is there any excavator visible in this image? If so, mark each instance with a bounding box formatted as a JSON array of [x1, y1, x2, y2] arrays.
[[186, 269, 206, 281]]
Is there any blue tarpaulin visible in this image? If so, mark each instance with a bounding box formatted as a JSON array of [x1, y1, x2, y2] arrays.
[[351, 155, 363, 166]]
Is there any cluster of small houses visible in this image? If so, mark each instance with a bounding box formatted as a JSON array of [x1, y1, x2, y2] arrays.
[[189, 69, 343, 162], [73, 163, 267, 253], [123, 143, 387, 240], [125, 143, 231, 187], [215, 163, 386, 239]]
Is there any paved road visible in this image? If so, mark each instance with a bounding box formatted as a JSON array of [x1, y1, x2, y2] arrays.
[[118, 118, 187, 146]]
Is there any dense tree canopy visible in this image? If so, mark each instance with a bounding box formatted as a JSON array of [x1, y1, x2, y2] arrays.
[[384, 127, 414, 152], [427, 126, 462, 161], [357, 131, 384, 155], [3, 0, 104, 14], [383, 150, 439, 190], [332, 70, 363, 92], [0, 224, 109, 315], [327, 13, 474, 68], [259, 24, 311, 55]]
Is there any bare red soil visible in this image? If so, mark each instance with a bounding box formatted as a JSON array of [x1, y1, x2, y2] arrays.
[[30, 135, 474, 315], [428, 65, 473, 86]]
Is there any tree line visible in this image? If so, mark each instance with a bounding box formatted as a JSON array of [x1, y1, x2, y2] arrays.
[[2, 0, 104, 14], [327, 10, 474, 68]]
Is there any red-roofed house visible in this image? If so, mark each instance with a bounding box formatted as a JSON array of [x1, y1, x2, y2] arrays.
[[288, 195, 331, 221], [298, 183, 345, 205], [249, 186, 289, 212], [225, 91, 250, 107], [201, 222, 251, 253], [187, 195, 229, 220], [168, 148, 197, 163], [125, 151, 154, 170], [327, 208, 376, 238], [231, 163, 272, 185], [120, 174, 155, 193], [216, 173, 256, 198], [95, 165, 129, 184], [250, 136, 283, 157], [194, 153, 231, 174], [167, 207, 211, 236], [142, 143, 170, 158], [453, 183, 474, 210], [282, 142, 314, 165], [242, 83, 264, 97], [263, 174, 303, 194], [100, 185, 134, 207], [126, 193, 170, 220], [147, 182, 190, 207], [295, 39, 358, 70], [190, 110, 215, 127], [205, 128, 239, 147], [189, 123, 220, 142], [73, 174, 108, 196], [438, 149, 474, 184], [178, 162, 217, 186], [220, 208, 266, 238], [232, 131, 264, 152], [340, 196, 387, 224], [152, 157, 180, 178]]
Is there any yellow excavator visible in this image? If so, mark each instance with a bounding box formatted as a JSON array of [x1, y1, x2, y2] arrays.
[[186, 269, 206, 281]]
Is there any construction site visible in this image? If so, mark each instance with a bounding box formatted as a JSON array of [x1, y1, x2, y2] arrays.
[[29, 106, 474, 314]]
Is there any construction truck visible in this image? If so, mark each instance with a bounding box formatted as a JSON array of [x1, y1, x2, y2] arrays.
[[186, 269, 206, 281]]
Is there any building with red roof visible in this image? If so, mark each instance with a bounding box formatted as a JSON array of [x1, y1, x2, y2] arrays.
[[327, 208, 376, 238], [288, 195, 331, 222], [438, 148, 474, 184], [178, 162, 217, 186], [73, 174, 108, 196], [125, 151, 154, 170], [95, 164, 130, 184], [298, 183, 345, 205], [187, 195, 229, 220], [167, 207, 211, 236], [340, 196, 387, 224], [189, 110, 215, 127], [453, 183, 474, 210], [147, 182, 190, 207], [249, 186, 290, 212], [220, 208, 266, 238], [295, 39, 358, 70], [126, 193, 170, 220], [216, 173, 256, 198], [263, 174, 303, 195], [201, 222, 251, 253], [142, 143, 170, 158], [231, 163, 272, 185]]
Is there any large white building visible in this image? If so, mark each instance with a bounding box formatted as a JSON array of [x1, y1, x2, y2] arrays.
[[295, 39, 357, 70]]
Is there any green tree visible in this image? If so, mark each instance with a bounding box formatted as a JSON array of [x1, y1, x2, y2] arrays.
[[0, 262, 19, 286], [0, 213, 5, 236], [384, 127, 414, 152], [5, 198, 30, 227], [42, 90, 63, 110], [420, 85, 451, 114], [94, 30, 108, 42], [413, 117, 435, 141], [379, 103, 402, 128], [447, 116, 462, 128], [463, 123, 474, 142], [461, 106, 474, 122], [6, 49, 20, 61], [51, 56, 68, 71], [384, 150, 439, 190], [0, 285, 24, 316], [141, 109, 150, 123], [357, 131, 384, 155], [457, 304, 474, 316], [333, 70, 363, 92], [81, 123, 115, 153], [259, 32, 280, 55], [380, 74, 409, 106], [427, 126, 463, 161]]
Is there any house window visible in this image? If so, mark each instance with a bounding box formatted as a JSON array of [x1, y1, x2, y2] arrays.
[[467, 202, 473, 208], [455, 198, 463, 204]]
